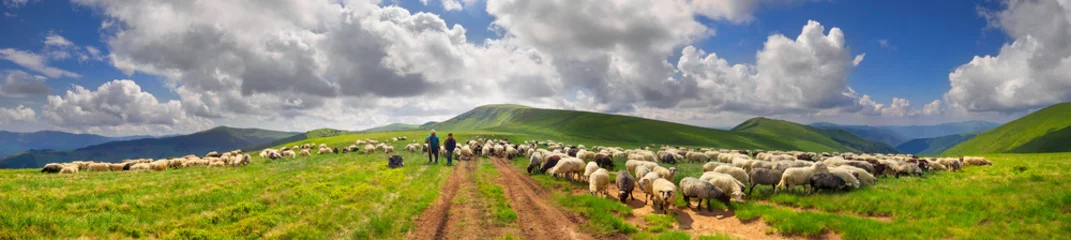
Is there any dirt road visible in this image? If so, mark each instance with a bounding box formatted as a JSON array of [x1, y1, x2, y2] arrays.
[[491, 157, 594, 240]]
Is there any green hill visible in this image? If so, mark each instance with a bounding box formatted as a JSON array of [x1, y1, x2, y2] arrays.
[[244, 128, 352, 152], [810, 121, 1000, 146], [732, 118, 900, 153], [362, 123, 420, 133], [944, 102, 1071, 155], [0, 127, 297, 168], [424, 105, 887, 152], [896, 132, 979, 155]]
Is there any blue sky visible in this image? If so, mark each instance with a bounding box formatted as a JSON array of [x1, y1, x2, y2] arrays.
[[1, 0, 1067, 136]]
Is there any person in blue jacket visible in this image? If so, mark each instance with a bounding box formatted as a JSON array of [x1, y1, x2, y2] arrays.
[[444, 133, 457, 166], [425, 130, 440, 164]]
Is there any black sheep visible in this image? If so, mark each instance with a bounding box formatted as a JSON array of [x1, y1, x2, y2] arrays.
[[595, 154, 615, 170], [41, 164, 62, 173], [567, 147, 579, 157], [809, 172, 846, 193], [122, 162, 137, 171], [748, 168, 784, 196], [616, 170, 635, 203], [388, 155, 404, 168], [659, 153, 677, 164], [539, 156, 562, 174], [334, 147, 340, 154]]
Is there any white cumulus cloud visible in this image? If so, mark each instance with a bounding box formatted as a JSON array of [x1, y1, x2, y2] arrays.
[[0, 104, 35, 123]]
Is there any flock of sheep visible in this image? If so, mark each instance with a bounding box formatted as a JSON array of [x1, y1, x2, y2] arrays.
[[40, 150, 251, 174], [258, 137, 409, 160], [505, 139, 994, 214]]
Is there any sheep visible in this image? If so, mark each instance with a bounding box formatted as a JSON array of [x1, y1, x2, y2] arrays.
[[827, 166, 860, 189], [635, 166, 653, 181], [775, 162, 829, 194], [131, 163, 152, 171], [626, 160, 659, 175], [150, 160, 168, 171], [680, 177, 732, 212], [388, 155, 404, 168], [167, 159, 185, 169], [539, 156, 562, 175], [843, 161, 876, 175], [88, 163, 109, 172], [109, 163, 126, 171], [616, 170, 635, 203], [938, 158, 963, 171], [893, 162, 923, 178], [548, 157, 585, 181], [700, 172, 746, 201], [60, 165, 79, 174], [583, 161, 600, 181], [206, 151, 221, 158], [748, 168, 784, 196], [809, 172, 847, 193], [41, 164, 63, 173], [594, 154, 615, 170], [702, 162, 728, 172], [527, 152, 543, 174], [384, 146, 395, 154], [651, 178, 677, 214], [686, 152, 711, 163], [208, 161, 225, 168], [837, 165, 876, 186], [962, 156, 992, 166], [659, 152, 678, 164], [652, 166, 677, 182], [588, 168, 611, 197], [638, 172, 661, 205], [713, 165, 749, 186]]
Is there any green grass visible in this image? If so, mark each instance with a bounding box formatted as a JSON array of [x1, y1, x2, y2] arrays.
[[475, 159, 517, 225], [0, 131, 452, 239], [945, 102, 1071, 155]]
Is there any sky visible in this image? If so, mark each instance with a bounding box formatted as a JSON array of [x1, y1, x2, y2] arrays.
[[1, 0, 1069, 136]]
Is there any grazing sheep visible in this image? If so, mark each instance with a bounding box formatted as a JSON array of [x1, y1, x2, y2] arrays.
[[748, 168, 784, 196], [626, 160, 659, 175], [552, 158, 587, 181], [652, 166, 677, 182], [388, 155, 404, 168], [827, 166, 860, 189], [539, 156, 562, 175], [639, 172, 661, 205], [131, 163, 152, 171], [893, 162, 923, 178], [594, 154, 615, 170], [635, 166, 653, 181], [109, 163, 126, 171], [843, 161, 876, 175], [60, 165, 79, 174], [962, 156, 992, 166], [364, 144, 375, 154], [809, 172, 847, 193], [616, 170, 635, 203], [686, 152, 710, 163], [652, 178, 677, 213], [700, 172, 746, 201], [659, 152, 678, 164], [527, 152, 543, 174], [150, 161, 168, 171], [208, 161, 225, 168], [88, 163, 109, 172], [588, 168, 611, 197], [205, 151, 221, 158], [679, 177, 732, 212], [41, 164, 62, 173], [583, 161, 599, 181], [713, 165, 749, 186], [775, 163, 829, 194], [838, 166, 876, 186], [702, 162, 728, 172]]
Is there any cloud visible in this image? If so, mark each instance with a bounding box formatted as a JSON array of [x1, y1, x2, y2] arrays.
[[0, 48, 81, 78], [1, 70, 49, 97], [923, 99, 943, 116], [0, 104, 35, 123], [944, 0, 1071, 113], [853, 53, 865, 66], [2, 0, 31, 9], [42, 79, 211, 135], [44, 33, 74, 47]]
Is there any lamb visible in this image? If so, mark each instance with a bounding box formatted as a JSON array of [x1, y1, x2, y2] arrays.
[[594, 154, 614, 170], [60, 165, 79, 174], [583, 161, 600, 181], [539, 156, 562, 175], [88, 163, 110, 171], [679, 177, 732, 212], [652, 166, 677, 182], [702, 162, 728, 172], [713, 165, 749, 186], [809, 172, 847, 193], [962, 156, 992, 166], [638, 172, 661, 205], [700, 172, 746, 201], [388, 155, 404, 168], [41, 164, 63, 173], [775, 162, 829, 194], [748, 168, 784, 196], [588, 168, 611, 197], [616, 170, 636, 203], [548, 157, 585, 181], [651, 178, 677, 213]]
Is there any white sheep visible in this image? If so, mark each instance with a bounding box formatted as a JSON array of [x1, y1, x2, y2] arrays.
[[837, 165, 875, 186], [652, 178, 677, 213], [588, 168, 611, 197], [150, 160, 168, 171], [87, 163, 109, 172], [364, 144, 375, 154], [60, 165, 79, 174], [652, 166, 677, 182], [626, 160, 659, 176], [827, 166, 860, 189], [583, 161, 599, 181], [702, 162, 728, 172], [713, 165, 750, 186], [548, 157, 585, 181], [638, 172, 661, 205], [700, 172, 746, 201], [635, 165, 653, 180], [775, 162, 829, 194]]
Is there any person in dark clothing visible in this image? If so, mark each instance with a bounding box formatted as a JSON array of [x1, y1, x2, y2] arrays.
[[444, 133, 457, 165], [425, 130, 440, 164]]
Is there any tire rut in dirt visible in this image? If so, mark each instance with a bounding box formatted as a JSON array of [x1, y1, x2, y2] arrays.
[[408, 161, 472, 239], [490, 157, 593, 240]]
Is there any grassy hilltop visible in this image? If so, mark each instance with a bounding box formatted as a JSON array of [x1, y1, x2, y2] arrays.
[[944, 102, 1071, 155]]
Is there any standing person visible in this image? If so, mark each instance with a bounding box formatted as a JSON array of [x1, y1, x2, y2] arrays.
[[444, 133, 457, 165], [425, 130, 440, 164]]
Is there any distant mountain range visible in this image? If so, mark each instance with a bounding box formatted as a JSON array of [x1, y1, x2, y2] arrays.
[[944, 102, 1071, 155], [361, 123, 421, 133], [895, 132, 980, 155], [0, 127, 298, 169], [810, 120, 1000, 146], [0, 131, 162, 158]]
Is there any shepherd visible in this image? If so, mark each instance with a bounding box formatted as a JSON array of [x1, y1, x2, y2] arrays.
[[445, 133, 457, 166], [425, 130, 440, 164]]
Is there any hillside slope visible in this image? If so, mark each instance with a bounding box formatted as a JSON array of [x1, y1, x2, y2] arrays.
[[944, 103, 1071, 155], [426, 105, 877, 152], [0, 131, 156, 158], [0, 127, 297, 168], [733, 118, 899, 153], [245, 128, 353, 151], [810, 121, 1000, 146], [896, 133, 979, 155], [362, 123, 420, 133]]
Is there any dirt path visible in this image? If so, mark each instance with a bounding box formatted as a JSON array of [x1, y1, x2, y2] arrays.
[[409, 160, 511, 240], [491, 157, 594, 240]]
